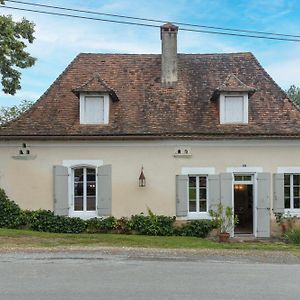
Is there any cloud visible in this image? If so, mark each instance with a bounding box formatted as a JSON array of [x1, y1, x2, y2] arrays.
[[267, 57, 300, 89]]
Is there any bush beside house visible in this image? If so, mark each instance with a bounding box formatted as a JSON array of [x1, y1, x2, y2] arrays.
[[0, 188, 214, 238]]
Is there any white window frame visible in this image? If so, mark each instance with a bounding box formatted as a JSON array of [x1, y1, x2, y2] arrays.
[[277, 168, 300, 215], [219, 92, 248, 124], [79, 93, 109, 125], [181, 167, 215, 219], [63, 160, 103, 219]]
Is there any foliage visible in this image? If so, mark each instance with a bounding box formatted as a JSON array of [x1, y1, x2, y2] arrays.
[[86, 216, 116, 233], [129, 209, 176, 236], [286, 229, 300, 244], [0, 3, 36, 95], [114, 217, 131, 234], [0, 189, 215, 237], [0, 99, 34, 125], [175, 220, 214, 238], [286, 85, 300, 106], [0, 188, 24, 228], [26, 210, 87, 234], [210, 203, 238, 233]]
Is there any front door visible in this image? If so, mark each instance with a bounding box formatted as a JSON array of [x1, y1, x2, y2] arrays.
[[234, 174, 254, 234]]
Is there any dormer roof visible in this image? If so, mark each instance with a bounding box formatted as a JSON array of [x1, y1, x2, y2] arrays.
[[73, 74, 119, 102], [211, 74, 256, 100]]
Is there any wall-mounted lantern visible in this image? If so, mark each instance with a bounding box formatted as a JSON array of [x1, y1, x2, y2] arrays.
[[139, 166, 146, 187]]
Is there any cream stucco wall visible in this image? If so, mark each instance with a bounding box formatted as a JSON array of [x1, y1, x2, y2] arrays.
[[0, 139, 299, 219]]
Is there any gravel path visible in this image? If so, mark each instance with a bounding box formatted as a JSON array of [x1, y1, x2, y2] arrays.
[[1, 246, 300, 264]]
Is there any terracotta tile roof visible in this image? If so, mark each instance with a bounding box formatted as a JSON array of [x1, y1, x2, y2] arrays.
[[1, 52, 300, 140], [72, 74, 119, 101]]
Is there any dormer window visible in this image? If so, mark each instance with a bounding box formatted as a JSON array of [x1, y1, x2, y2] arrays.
[[79, 93, 109, 125], [211, 74, 255, 125], [219, 93, 248, 124]]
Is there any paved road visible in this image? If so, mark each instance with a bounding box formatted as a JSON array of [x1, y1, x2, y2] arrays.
[[0, 250, 300, 300]]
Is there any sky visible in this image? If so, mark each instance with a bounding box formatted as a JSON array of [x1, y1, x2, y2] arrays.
[[0, 0, 300, 107]]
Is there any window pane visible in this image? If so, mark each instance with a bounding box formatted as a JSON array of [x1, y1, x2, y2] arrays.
[[284, 186, 290, 198], [199, 177, 206, 187], [293, 187, 300, 199], [294, 198, 300, 209], [74, 168, 84, 196], [87, 196, 96, 211], [86, 168, 96, 197], [284, 197, 291, 209], [234, 175, 243, 181], [294, 175, 300, 186], [189, 200, 196, 212], [200, 188, 206, 200], [189, 188, 196, 200], [284, 175, 290, 185], [199, 201, 207, 212], [189, 177, 196, 188], [74, 196, 83, 211]]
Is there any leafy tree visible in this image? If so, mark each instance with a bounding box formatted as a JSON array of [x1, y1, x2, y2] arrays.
[[0, 99, 33, 125], [286, 85, 300, 106], [0, 0, 36, 95]]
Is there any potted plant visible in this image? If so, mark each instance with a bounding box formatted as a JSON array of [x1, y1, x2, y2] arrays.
[[210, 203, 238, 242]]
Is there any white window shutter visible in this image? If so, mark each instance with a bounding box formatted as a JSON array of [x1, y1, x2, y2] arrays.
[[53, 165, 69, 216], [176, 175, 188, 217], [273, 173, 284, 213], [220, 173, 233, 209], [208, 174, 220, 210], [84, 96, 104, 124], [256, 173, 271, 238], [97, 165, 112, 216], [224, 96, 244, 123]]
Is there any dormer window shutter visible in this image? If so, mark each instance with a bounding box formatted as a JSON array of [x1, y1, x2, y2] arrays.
[[72, 74, 119, 125]]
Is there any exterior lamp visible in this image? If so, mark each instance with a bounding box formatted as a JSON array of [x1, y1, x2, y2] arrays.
[[139, 166, 146, 187]]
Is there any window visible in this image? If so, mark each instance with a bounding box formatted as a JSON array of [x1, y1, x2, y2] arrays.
[[188, 176, 207, 213], [284, 174, 300, 209], [80, 94, 109, 124], [73, 167, 96, 212], [219, 93, 248, 124]]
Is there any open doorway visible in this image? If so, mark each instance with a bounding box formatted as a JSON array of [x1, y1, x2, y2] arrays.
[[234, 175, 253, 234]]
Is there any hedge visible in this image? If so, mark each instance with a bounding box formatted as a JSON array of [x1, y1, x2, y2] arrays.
[[0, 188, 214, 237]]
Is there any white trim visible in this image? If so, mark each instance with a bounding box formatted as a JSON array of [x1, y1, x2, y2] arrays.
[[219, 92, 248, 124], [280, 171, 300, 215], [182, 168, 213, 219], [187, 212, 211, 220], [226, 166, 263, 173], [277, 167, 300, 173], [5, 140, 300, 148], [63, 160, 103, 168], [79, 93, 109, 125], [227, 169, 259, 237], [62, 160, 103, 218], [181, 167, 215, 175]]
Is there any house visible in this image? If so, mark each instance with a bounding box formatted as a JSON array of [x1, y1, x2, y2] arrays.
[[0, 23, 298, 238]]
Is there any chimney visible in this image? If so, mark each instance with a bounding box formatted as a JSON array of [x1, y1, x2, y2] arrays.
[[160, 23, 178, 86]]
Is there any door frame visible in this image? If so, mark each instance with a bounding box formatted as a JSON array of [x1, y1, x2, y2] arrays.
[[233, 174, 255, 236], [227, 167, 262, 237]]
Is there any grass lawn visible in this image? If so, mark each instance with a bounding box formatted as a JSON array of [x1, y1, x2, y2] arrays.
[[0, 228, 299, 252]]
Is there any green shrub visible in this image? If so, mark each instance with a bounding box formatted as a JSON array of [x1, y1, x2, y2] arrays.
[[114, 217, 131, 234], [0, 188, 24, 228], [175, 220, 214, 238], [86, 216, 116, 233], [129, 210, 175, 236], [286, 229, 300, 244], [27, 210, 87, 234]]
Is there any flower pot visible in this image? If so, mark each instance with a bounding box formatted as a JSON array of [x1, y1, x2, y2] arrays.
[[219, 232, 230, 243]]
